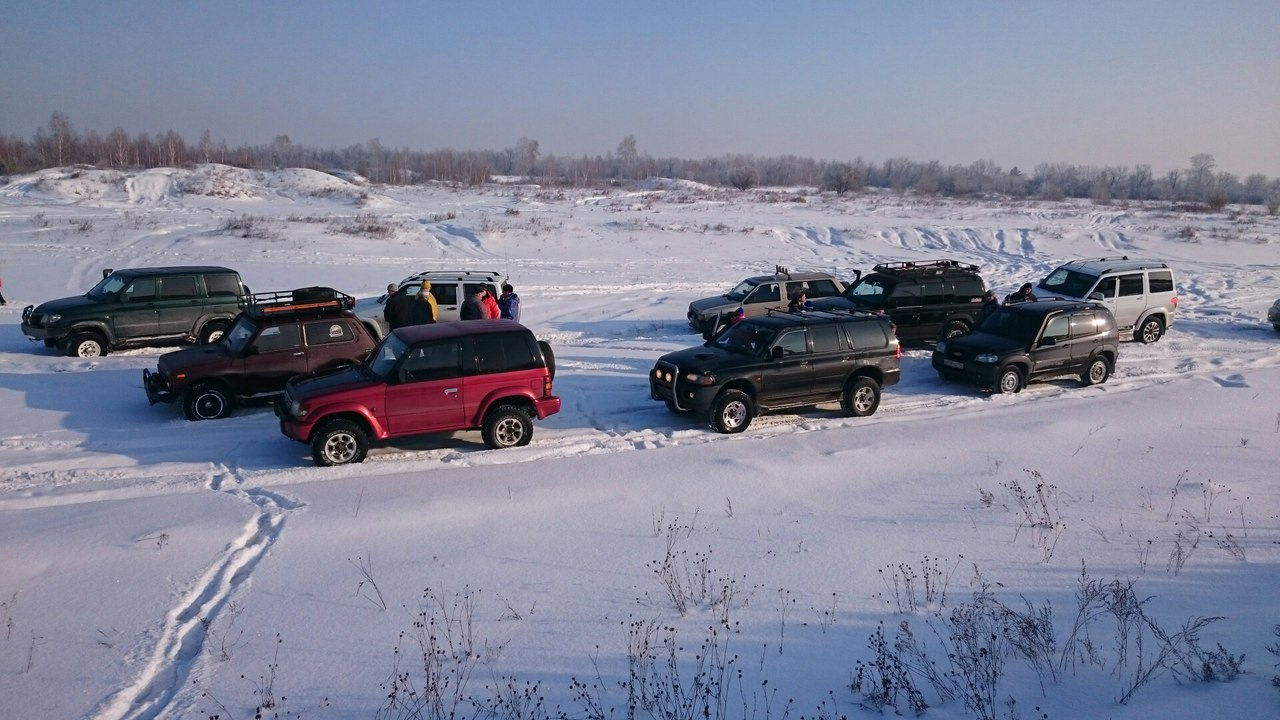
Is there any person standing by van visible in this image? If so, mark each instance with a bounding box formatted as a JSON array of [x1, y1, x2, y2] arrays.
[[497, 284, 520, 321], [383, 283, 413, 329], [409, 283, 438, 325]]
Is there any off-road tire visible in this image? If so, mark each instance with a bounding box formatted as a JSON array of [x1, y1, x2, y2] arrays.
[[183, 382, 234, 421], [940, 320, 969, 340], [841, 377, 881, 417], [482, 405, 534, 449], [1081, 356, 1110, 386], [1136, 317, 1164, 344], [66, 331, 108, 358], [311, 419, 369, 466], [710, 389, 754, 433], [199, 321, 230, 345], [995, 365, 1024, 394]]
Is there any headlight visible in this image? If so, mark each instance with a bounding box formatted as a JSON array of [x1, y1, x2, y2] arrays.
[[46, 313, 62, 324], [653, 367, 674, 383], [935, 340, 947, 353], [289, 400, 308, 418], [975, 353, 999, 363], [685, 372, 716, 386]]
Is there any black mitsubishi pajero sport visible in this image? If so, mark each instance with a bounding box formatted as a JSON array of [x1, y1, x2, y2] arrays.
[[652, 308, 901, 433]]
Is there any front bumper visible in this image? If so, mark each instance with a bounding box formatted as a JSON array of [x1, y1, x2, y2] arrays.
[[650, 361, 717, 414], [142, 368, 178, 404], [931, 353, 999, 389]]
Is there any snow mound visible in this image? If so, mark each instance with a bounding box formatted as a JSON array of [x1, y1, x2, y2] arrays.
[[125, 170, 180, 204], [634, 176, 720, 193]]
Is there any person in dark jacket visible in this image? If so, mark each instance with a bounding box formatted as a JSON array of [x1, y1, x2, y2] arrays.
[[383, 283, 413, 330], [460, 287, 487, 320], [977, 290, 1000, 324], [497, 284, 520, 321], [409, 283, 438, 325], [1004, 283, 1037, 304]]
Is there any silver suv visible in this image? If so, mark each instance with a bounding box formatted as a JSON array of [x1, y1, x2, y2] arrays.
[[359, 269, 505, 338], [687, 267, 847, 338], [1035, 257, 1177, 343]]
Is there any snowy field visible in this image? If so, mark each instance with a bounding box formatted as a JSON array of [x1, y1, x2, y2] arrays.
[[1, 165, 1278, 720]]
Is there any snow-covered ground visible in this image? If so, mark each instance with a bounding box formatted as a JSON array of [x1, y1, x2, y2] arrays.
[[1, 165, 1278, 720]]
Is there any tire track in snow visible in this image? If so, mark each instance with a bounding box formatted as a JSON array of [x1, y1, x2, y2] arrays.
[[90, 466, 303, 720]]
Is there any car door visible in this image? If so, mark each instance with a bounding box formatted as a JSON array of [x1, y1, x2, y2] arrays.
[[1028, 314, 1072, 379], [301, 318, 364, 374], [1111, 273, 1147, 329], [742, 282, 782, 318], [885, 282, 924, 343], [383, 339, 466, 434], [807, 323, 852, 396], [154, 274, 202, 335], [241, 323, 305, 395], [113, 276, 160, 338], [759, 327, 812, 401], [1067, 312, 1105, 365], [464, 332, 543, 421]]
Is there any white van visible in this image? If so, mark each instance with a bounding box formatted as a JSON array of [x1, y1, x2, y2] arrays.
[[1036, 257, 1177, 343], [360, 270, 506, 338]]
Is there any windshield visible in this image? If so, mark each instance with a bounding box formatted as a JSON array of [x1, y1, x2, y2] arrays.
[[977, 308, 1043, 342], [223, 315, 257, 354], [723, 279, 759, 302], [368, 334, 408, 379], [1038, 268, 1096, 297], [710, 321, 777, 355], [842, 275, 893, 306], [86, 273, 128, 300]]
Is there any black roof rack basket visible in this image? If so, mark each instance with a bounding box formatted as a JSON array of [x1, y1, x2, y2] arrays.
[[872, 259, 979, 274], [239, 287, 355, 318]]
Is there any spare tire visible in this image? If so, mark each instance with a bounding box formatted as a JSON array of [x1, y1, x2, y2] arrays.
[[538, 340, 556, 381]]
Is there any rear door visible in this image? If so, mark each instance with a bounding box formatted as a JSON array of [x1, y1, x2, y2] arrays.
[[154, 274, 202, 335], [464, 332, 544, 422], [383, 339, 466, 434]]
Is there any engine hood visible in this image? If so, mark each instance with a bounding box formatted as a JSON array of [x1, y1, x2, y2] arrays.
[[941, 331, 1028, 357], [33, 294, 108, 316], [688, 295, 738, 316], [658, 344, 758, 373], [808, 296, 860, 312], [157, 344, 236, 376], [289, 365, 380, 401]]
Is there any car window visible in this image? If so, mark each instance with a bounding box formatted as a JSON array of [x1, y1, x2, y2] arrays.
[[921, 280, 946, 305], [888, 283, 922, 308], [432, 283, 459, 305], [746, 283, 780, 304], [205, 273, 242, 297], [1069, 312, 1099, 338], [471, 333, 541, 374], [1118, 274, 1144, 297], [845, 276, 892, 306], [712, 322, 775, 355], [1043, 315, 1070, 341], [809, 324, 844, 353], [953, 278, 984, 298], [399, 340, 462, 382], [807, 279, 841, 298], [1148, 270, 1174, 294], [304, 320, 355, 346], [774, 329, 808, 355], [1040, 268, 1097, 297], [1092, 277, 1118, 298], [845, 322, 888, 349], [159, 275, 198, 300], [123, 277, 157, 303], [253, 324, 302, 353], [224, 315, 257, 353]]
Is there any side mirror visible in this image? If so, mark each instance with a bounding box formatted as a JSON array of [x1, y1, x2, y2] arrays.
[[1087, 292, 1104, 301], [770, 346, 785, 359], [1039, 336, 1057, 347]]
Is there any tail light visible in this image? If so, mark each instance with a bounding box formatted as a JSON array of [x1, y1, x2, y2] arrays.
[[1171, 296, 1179, 307], [543, 377, 553, 397]]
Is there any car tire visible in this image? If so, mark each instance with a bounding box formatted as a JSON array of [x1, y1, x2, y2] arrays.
[[311, 419, 369, 466], [710, 389, 754, 433], [1081, 356, 1111, 386], [841, 377, 881, 417], [66, 331, 108, 358], [538, 340, 556, 381], [482, 405, 533, 449], [1136, 317, 1164, 344], [940, 320, 969, 339], [995, 365, 1024, 394], [183, 382, 234, 421], [199, 321, 229, 345]]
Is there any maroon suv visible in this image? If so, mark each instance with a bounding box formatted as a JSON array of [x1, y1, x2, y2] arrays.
[[144, 288, 377, 420], [277, 319, 561, 466]]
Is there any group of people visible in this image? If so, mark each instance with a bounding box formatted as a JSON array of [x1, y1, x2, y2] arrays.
[[383, 282, 521, 330], [977, 282, 1038, 323]]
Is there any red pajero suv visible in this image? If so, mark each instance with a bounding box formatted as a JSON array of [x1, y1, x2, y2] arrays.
[[277, 319, 560, 466]]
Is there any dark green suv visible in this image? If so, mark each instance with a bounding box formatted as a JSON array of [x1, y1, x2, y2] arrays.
[[22, 266, 249, 357]]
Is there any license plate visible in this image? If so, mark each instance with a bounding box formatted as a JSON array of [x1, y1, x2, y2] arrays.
[[943, 359, 964, 369]]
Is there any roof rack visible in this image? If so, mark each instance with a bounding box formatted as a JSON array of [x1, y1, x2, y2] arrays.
[[764, 307, 882, 323], [239, 287, 355, 318], [871, 259, 980, 275]]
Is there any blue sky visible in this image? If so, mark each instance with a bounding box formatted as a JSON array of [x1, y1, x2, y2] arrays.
[[3, 1, 1278, 176]]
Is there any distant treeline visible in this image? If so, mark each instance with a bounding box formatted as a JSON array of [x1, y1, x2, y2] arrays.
[[3, 112, 1278, 210]]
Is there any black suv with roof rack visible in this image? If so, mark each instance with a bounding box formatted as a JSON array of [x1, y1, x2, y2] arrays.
[[651, 308, 900, 433], [144, 287, 377, 420], [809, 260, 987, 345], [931, 298, 1119, 393]]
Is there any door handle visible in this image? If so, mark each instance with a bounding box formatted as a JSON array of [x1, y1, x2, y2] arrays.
[[444, 388, 459, 395]]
